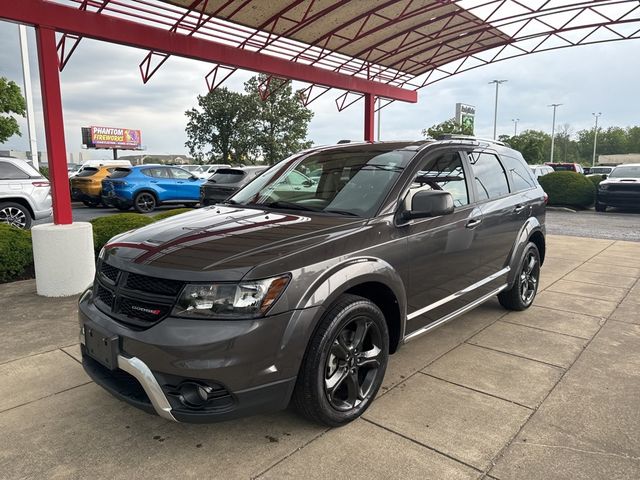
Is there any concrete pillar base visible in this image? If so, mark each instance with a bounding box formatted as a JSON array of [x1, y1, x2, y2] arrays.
[[31, 222, 95, 297]]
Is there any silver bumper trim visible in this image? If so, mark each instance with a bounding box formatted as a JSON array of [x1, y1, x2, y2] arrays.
[[117, 354, 177, 422]]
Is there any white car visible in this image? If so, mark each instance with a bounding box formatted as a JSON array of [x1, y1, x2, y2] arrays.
[[0, 157, 52, 229], [529, 164, 554, 178]]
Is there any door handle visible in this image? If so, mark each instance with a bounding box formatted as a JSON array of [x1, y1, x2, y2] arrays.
[[466, 218, 482, 229], [513, 204, 527, 213]]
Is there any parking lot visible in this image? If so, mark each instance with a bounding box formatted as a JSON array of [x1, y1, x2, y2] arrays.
[[1, 234, 639, 479]]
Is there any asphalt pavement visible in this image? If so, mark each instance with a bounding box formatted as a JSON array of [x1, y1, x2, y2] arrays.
[[546, 208, 640, 242]]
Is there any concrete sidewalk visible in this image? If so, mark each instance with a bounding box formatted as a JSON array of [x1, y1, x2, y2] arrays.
[[0, 235, 638, 479]]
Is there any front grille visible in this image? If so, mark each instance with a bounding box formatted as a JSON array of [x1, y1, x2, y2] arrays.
[[608, 183, 640, 192], [119, 297, 172, 323], [126, 272, 183, 296], [94, 261, 182, 328], [96, 284, 115, 309], [100, 262, 119, 282]]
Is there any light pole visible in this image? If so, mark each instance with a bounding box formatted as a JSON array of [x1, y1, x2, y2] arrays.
[[548, 103, 562, 163], [489, 80, 507, 139], [592, 112, 602, 167], [512, 118, 520, 137]]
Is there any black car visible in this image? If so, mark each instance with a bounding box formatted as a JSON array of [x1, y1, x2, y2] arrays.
[[79, 138, 546, 426], [596, 163, 640, 212], [200, 166, 267, 206]]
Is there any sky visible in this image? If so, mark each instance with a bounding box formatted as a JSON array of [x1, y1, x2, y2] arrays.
[[0, 19, 639, 160]]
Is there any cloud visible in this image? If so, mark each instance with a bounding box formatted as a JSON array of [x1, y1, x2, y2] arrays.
[[0, 20, 639, 161]]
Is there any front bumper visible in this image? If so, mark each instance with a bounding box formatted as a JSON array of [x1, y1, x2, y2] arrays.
[[79, 293, 319, 422], [597, 190, 640, 208]]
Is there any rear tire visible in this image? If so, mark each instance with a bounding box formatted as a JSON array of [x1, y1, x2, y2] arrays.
[[0, 202, 32, 229], [498, 242, 540, 311], [133, 192, 157, 213], [595, 201, 607, 212], [82, 199, 100, 208], [293, 294, 389, 427]]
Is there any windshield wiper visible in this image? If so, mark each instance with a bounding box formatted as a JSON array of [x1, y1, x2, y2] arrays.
[[324, 209, 360, 217], [262, 201, 320, 212]]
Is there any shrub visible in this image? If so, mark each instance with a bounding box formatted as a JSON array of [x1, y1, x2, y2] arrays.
[[538, 171, 596, 208], [587, 174, 605, 188], [39, 166, 49, 179], [153, 208, 193, 221], [0, 224, 33, 283], [91, 213, 154, 252]]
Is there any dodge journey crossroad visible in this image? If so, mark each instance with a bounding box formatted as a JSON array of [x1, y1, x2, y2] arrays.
[[79, 137, 546, 426]]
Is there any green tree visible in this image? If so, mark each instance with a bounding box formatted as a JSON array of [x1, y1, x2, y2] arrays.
[[244, 75, 313, 165], [0, 77, 26, 144], [502, 130, 550, 164], [185, 87, 257, 164], [421, 118, 472, 139]]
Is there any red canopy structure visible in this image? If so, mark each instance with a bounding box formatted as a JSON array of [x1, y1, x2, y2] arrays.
[[0, 0, 639, 224]]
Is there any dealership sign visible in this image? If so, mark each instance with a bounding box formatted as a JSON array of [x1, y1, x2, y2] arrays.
[[82, 126, 143, 150], [455, 103, 475, 134]]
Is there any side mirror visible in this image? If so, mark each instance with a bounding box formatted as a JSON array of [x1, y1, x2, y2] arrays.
[[190, 175, 199, 181], [601, 174, 607, 180], [402, 190, 454, 221]]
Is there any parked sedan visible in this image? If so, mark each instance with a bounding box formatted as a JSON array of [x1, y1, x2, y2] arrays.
[[70, 165, 120, 207], [200, 166, 267, 205], [529, 164, 554, 178], [596, 163, 640, 212], [102, 165, 205, 213], [0, 157, 52, 229]]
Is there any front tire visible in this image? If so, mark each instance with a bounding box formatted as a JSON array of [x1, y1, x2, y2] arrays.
[[498, 242, 541, 311], [595, 201, 607, 212], [133, 192, 157, 213], [293, 294, 389, 427], [0, 202, 32, 229]]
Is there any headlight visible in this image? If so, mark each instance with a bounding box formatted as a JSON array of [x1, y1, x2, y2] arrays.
[[172, 275, 290, 319]]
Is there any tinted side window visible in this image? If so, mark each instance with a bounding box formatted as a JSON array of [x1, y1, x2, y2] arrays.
[[0, 162, 29, 180], [411, 151, 469, 207], [170, 168, 193, 179], [468, 152, 510, 200], [502, 155, 536, 191], [143, 168, 171, 178]]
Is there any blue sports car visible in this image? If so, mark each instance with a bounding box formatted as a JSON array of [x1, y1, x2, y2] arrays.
[[102, 165, 205, 213]]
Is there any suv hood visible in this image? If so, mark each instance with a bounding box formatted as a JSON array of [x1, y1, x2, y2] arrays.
[[600, 177, 640, 185], [101, 206, 363, 281]]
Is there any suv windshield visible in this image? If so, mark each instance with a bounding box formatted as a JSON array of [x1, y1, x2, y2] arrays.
[[609, 166, 640, 178], [229, 146, 416, 217]]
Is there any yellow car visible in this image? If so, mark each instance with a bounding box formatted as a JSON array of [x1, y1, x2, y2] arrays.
[[70, 166, 119, 207]]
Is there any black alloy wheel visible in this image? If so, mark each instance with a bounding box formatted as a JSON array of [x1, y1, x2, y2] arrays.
[[134, 192, 157, 213], [498, 242, 541, 311], [293, 294, 389, 427], [519, 249, 539, 306], [324, 316, 383, 411]]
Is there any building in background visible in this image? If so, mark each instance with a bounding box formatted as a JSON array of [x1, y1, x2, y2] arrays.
[[598, 153, 640, 165]]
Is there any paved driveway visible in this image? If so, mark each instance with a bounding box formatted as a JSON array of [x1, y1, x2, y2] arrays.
[[1, 235, 639, 479]]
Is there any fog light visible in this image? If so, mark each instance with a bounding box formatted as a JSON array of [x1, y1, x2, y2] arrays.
[[178, 381, 213, 408]]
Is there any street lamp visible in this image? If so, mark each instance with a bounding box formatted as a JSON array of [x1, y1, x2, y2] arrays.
[[489, 80, 507, 139], [592, 112, 602, 167], [548, 103, 562, 163], [512, 118, 520, 137]]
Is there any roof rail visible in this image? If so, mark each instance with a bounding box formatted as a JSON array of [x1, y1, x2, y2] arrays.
[[436, 134, 506, 147]]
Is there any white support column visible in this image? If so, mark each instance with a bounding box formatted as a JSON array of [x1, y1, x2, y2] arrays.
[[31, 222, 96, 297]]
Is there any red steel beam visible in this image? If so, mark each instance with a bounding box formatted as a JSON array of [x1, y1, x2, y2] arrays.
[[35, 26, 73, 225], [1, 0, 416, 103], [364, 93, 375, 142]]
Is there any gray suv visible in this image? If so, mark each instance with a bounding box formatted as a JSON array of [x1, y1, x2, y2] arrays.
[[79, 138, 546, 426], [0, 157, 52, 229]]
